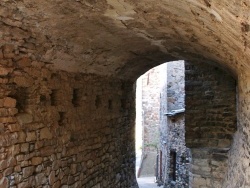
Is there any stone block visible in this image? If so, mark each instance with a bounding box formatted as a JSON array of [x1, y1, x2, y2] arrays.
[[23, 166, 34, 178], [70, 163, 77, 174], [3, 167, 13, 176], [18, 132, 26, 143], [40, 146, 54, 157], [212, 153, 228, 161], [86, 160, 94, 169], [194, 176, 207, 186], [3, 97, 16, 108], [52, 160, 61, 171], [16, 113, 33, 125], [26, 132, 36, 142], [0, 78, 8, 84], [0, 67, 12, 76], [52, 181, 61, 188], [17, 57, 31, 67], [8, 108, 18, 116], [218, 139, 231, 148], [49, 171, 56, 185], [14, 76, 34, 87], [200, 166, 212, 172], [40, 127, 53, 140], [211, 160, 221, 167], [0, 49, 3, 59], [0, 99, 3, 108], [21, 143, 29, 152], [0, 177, 9, 188], [0, 123, 4, 131], [14, 165, 21, 172], [8, 124, 21, 132], [3, 44, 15, 59], [0, 117, 16, 123], [17, 181, 29, 188], [16, 154, 24, 162], [35, 173, 47, 185], [0, 160, 7, 171], [31, 61, 45, 68], [67, 175, 75, 185], [21, 161, 29, 168], [9, 144, 20, 155], [35, 165, 43, 173], [8, 157, 17, 167], [31, 157, 43, 166], [0, 133, 18, 147]]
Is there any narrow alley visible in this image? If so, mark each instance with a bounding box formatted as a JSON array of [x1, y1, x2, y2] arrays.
[[137, 177, 160, 188], [0, 1, 245, 187]]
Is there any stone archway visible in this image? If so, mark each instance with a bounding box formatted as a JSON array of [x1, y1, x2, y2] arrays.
[[0, 0, 250, 187]]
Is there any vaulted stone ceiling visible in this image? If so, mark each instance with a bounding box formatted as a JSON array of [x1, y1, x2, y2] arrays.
[[1, 0, 249, 79]]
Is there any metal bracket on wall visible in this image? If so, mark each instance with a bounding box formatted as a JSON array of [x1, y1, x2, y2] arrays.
[[164, 108, 185, 117]]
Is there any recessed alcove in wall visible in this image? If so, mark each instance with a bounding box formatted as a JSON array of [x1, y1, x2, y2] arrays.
[[50, 89, 59, 106], [72, 88, 81, 107], [108, 99, 113, 110], [10, 87, 28, 113], [58, 111, 66, 126], [95, 95, 102, 109]]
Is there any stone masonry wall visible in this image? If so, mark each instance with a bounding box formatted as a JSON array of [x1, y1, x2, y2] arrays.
[[185, 61, 236, 188], [223, 71, 250, 188], [159, 61, 189, 187], [158, 64, 168, 184], [0, 24, 138, 187], [0, 53, 137, 187], [141, 65, 166, 152]]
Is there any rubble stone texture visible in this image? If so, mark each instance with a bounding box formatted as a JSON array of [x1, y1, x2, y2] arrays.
[[0, 0, 249, 187], [0, 45, 137, 187], [141, 66, 163, 152], [159, 61, 190, 187], [185, 61, 236, 188]]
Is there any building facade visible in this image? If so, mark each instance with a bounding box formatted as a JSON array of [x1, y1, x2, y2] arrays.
[[158, 61, 190, 187]]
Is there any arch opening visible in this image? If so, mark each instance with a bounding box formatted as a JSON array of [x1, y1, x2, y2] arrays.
[[1, 1, 250, 187], [135, 59, 237, 187]]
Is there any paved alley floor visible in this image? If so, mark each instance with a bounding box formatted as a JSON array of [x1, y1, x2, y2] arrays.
[[136, 152, 163, 188], [137, 176, 162, 188]]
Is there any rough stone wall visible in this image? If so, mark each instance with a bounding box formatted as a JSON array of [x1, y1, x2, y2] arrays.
[[159, 61, 189, 187], [166, 62, 185, 112], [141, 65, 166, 152], [224, 71, 250, 188], [185, 61, 236, 188], [0, 45, 138, 187], [158, 64, 168, 184]]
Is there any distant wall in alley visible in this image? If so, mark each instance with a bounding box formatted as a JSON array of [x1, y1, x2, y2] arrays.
[[137, 63, 167, 177], [158, 61, 189, 187], [140, 64, 167, 152]]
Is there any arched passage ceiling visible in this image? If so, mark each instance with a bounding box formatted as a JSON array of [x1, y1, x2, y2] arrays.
[[1, 0, 249, 80]]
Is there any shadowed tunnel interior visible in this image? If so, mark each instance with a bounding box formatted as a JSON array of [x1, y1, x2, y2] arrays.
[[0, 0, 249, 187]]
